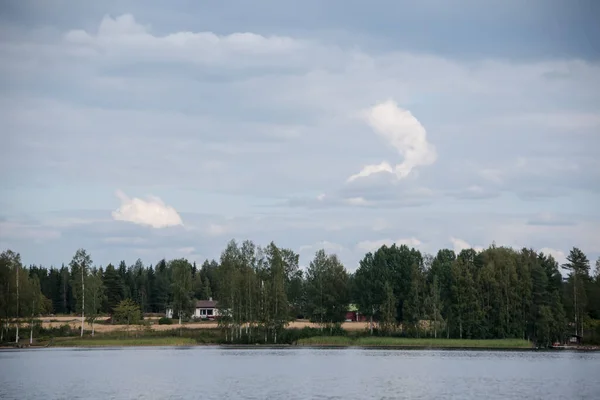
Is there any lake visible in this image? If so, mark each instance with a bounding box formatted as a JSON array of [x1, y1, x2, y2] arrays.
[[1, 347, 599, 399]]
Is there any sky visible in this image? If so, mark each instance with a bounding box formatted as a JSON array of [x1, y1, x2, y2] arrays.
[[1, 0, 599, 271]]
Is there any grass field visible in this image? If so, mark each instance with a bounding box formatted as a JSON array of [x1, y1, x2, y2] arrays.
[[35, 318, 371, 332], [297, 336, 532, 349], [51, 337, 198, 347]]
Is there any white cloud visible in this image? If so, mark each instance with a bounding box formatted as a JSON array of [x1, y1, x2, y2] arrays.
[[356, 237, 422, 253], [348, 100, 437, 182], [449, 237, 484, 254], [63, 14, 303, 67], [539, 247, 567, 266], [111, 190, 183, 228]]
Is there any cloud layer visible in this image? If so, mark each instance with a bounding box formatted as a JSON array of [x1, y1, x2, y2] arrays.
[[1, 6, 599, 269]]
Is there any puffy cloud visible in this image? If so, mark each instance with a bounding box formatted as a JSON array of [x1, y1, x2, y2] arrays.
[[111, 190, 183, 228], [348, 100, 437, 182], [356, 237, 422, 253]]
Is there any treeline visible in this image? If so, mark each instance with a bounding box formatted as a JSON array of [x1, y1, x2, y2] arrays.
[[1, 241, 599, 345]]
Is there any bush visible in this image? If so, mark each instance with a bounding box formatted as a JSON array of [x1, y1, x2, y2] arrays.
[[158, 317, 173, 325]]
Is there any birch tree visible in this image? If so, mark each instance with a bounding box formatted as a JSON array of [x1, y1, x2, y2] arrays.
[[380, 281, 396, 335], [265, 243, 289, 343], [170, 259, 193, 325], [15, 253, 20, 343], [69, 249, 92, 337], [85, 270, 106, 336]]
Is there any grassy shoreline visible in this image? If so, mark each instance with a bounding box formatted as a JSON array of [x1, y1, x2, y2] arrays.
[[51, 337, 198, 347], [296, 337, 533, 349], [3, 336, 533, 349]]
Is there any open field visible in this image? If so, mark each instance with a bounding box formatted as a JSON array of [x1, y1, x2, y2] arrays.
[[35, 318, 372, 332], [297, 336, 533, 349]]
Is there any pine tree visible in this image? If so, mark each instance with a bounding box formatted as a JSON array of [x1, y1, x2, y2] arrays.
[[562, 247, 590, 337]]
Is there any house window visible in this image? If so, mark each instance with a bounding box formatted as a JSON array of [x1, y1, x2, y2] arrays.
[[207, 309, 213, 316], [201, 309, 207, 316]]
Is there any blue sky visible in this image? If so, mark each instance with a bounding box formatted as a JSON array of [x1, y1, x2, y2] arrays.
[[1, 0, 599, 270]]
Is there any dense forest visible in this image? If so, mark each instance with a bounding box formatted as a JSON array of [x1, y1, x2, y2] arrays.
[[1, 241, 599, 346]]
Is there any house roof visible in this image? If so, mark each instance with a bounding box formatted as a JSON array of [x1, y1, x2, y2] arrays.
[[195, 300, 218, 308]]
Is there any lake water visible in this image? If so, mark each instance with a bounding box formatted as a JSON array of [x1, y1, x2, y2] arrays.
[[1, 347, 599, 399]]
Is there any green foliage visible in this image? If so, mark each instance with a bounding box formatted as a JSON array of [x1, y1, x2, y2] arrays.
[[2, 242, 599, 348], [170, 259, 194, 321], [113, 299, 141, 325], [379, 281, 396, 335], [305, 250, 350, 327], [69, 248, 92, 316], [158, 317, 173, 325]]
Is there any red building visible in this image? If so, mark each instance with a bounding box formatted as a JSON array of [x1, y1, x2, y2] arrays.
[[345, 310, 367, 322]]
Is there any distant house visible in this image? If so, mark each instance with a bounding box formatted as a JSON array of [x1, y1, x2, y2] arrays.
[[345, 304, 367, 322], [567, 334, 583, 345], [166, 298, 220, 320]]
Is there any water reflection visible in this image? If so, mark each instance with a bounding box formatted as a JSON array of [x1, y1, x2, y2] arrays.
[[1, 347, 598, 400]]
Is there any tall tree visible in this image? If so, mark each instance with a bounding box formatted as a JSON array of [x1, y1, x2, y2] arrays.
[[86, 269, 106, 336], [379, 281, 396, 335], [103, 263, 124, 316], [170, 259, 193, 325], [305, 250, 350, 331], [0, 251, 15, 342], [217, 240, 240, 341], [403, 262, 425, 336], [427, 274, 444, 338], [429, 249, 455, 338], [69, 249, 92, 337], [562, 247, 590, 337], [265, 242, 289, 343]]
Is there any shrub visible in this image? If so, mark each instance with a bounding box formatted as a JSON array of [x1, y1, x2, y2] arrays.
[[158, 317, 173, 325]]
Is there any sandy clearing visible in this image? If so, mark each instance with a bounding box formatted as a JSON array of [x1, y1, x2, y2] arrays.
[[38, 320, 371, 332]]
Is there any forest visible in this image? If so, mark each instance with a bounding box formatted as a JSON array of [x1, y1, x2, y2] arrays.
[[1, 240, 599, 346]]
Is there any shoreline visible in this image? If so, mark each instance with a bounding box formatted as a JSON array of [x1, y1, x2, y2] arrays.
[[2, 344, 598, 351], [2, 331, 598, 351], [3, 338, 598, 351]]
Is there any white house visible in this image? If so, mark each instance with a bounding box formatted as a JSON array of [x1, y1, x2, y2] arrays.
[[166, 298, 220, 320]]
